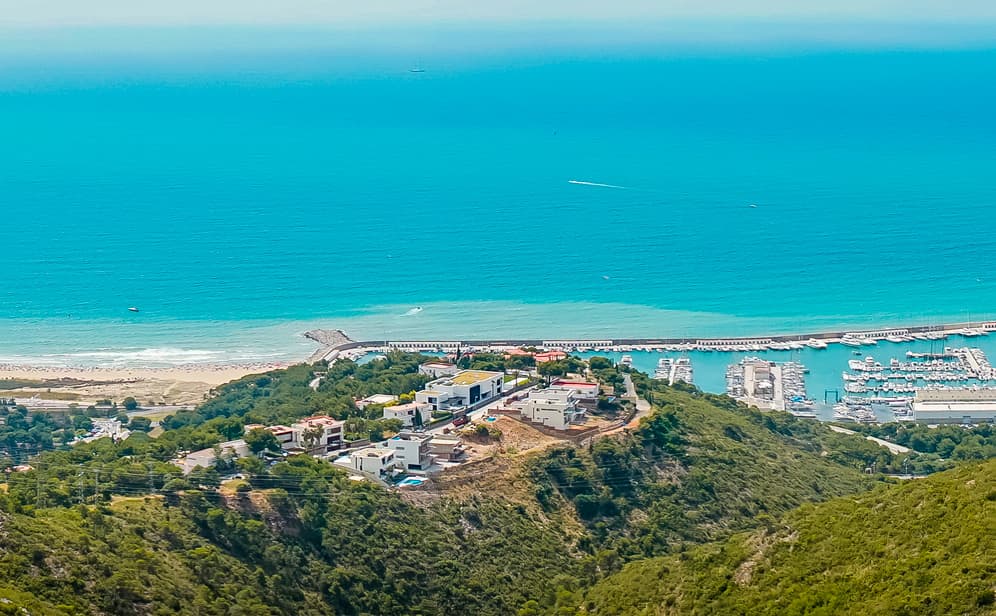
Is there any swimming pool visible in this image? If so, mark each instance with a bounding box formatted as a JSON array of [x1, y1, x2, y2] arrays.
[[398, 477, 426, 487]]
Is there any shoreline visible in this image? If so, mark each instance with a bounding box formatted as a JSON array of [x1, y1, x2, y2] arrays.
[[0, 362, 289, 387], [4, 318, 994, 376]]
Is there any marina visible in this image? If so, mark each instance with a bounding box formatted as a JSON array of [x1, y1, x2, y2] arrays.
[[836, 346, 996, 422], [314, 323, 996, 423], [725, 357, 814, 414], [653, 357, 694, 386]]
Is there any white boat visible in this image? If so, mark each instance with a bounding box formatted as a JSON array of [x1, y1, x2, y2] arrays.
[[860, 338, 878, 346], [674, 357, 693, 384], [806, 338, 828, 349], [885, 335, 905, 343], [840, 338, 862, 347], [620, 354, 633, 367]]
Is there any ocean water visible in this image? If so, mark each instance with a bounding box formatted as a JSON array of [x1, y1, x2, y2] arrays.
[[2, 40, 996, 380]]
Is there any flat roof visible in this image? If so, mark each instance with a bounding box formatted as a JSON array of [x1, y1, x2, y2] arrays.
[[360, 394, 398, 403], [450, 370, 502, 385], [385, 402, 422, 411], [358, 448, 394, 457], [913, 402, 996, 412]]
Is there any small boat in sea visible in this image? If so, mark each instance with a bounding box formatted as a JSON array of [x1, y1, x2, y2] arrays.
[[620, 354, 634, 367], [128, 307, 139, 312]]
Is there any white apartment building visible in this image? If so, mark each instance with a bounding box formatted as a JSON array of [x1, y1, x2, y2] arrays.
[[513, 388, 586, 430], [383, 402, 432, 427], [415, 370, 504, 411], [290, 415, 345, 454], [550, 380, 600, 401], [350, 448, 398, 477], [379, 432, 433, 471]]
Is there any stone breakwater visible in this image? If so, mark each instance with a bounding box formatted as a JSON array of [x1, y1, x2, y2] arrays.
[[303, 322, 996, 363]]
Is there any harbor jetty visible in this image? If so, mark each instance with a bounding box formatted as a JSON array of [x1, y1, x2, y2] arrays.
[[303, 321, 996, 363], [725, 357, 814, 415], [653, 357, 693, 386]]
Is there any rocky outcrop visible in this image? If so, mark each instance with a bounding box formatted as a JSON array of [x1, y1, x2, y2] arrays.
[[303, 329, 354, 363]]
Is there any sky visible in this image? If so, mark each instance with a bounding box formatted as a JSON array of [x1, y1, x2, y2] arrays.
[[2, 0, 996, 28]]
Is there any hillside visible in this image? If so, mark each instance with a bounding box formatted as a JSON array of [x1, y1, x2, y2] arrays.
[[527, 386, 874, 561], [584, 459, 996, 615], [0, 372, 897, 616]]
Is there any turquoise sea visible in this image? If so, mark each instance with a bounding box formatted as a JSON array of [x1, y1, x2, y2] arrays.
[[2, 31, 996, 398]]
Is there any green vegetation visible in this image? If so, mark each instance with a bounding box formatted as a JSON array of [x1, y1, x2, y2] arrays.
[[0, 403, 98, 463], [584, 459, 996, 615], [538, 357, 586, 379], [530, 387, 871, 562], [457, 352, 535, 371], [847, 421, 996, 470], [0, 355, 992, 616]]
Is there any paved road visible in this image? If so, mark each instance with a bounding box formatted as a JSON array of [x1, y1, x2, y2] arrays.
[[829, 425, 911, 455], [621, 373, 652, 427]]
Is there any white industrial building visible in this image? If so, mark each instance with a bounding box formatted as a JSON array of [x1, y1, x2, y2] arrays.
[[912, 389, 996, 424]]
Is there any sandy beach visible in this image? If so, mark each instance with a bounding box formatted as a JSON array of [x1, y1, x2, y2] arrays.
[[0, 363, 286, 386], [0, 362, 289, 407]]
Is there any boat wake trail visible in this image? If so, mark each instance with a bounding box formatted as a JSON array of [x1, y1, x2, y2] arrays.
[[568, 179, 629, 189]]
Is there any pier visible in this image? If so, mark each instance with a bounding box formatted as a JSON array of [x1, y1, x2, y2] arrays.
[[725, 358, 811, 412]]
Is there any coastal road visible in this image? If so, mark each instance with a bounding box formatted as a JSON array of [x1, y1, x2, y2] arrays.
[[828, 425, 912, 455]]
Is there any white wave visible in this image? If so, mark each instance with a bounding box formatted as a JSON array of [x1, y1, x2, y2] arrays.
[[568, 179, 629, 189], [67, 348, 226, 363]]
